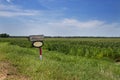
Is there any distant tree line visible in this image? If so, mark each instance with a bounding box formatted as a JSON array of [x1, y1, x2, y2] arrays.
[[0, 33, 120, 38], [45, 36, 120, 38], [0, 33, 10, 38]]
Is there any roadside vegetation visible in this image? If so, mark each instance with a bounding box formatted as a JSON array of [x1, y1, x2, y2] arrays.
[[0, 38, 120, 80]]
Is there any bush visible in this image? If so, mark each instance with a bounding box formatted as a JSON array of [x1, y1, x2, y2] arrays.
[[0, 33, 10, 38]]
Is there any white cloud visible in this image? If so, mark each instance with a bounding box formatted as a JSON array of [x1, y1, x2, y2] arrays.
[[0, 4, 19, 11], [6, 0, 12, 3], [48, 19, 105, 28], [0, 17, 120, 36], [63, 19, 105, 28], [0, 1, 119, 36], [0, 11, 39, 17], [41, 18, 120, 36], [0, 4, 41, 17]]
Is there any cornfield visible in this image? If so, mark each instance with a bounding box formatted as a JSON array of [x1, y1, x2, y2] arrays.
[[0, 38, 120, 61], [44, 38, 120, 61]]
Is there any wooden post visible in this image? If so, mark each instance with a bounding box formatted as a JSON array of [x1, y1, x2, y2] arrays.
[[39, 47, 42, 60]]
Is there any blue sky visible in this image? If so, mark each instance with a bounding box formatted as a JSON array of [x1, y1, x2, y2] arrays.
[[0, 0, 120, 36]]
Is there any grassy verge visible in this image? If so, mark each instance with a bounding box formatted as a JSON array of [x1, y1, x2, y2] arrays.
[[0, 42, 120, 80]]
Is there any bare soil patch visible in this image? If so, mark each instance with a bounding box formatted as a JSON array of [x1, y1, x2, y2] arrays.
[[0, 61, 29, 80]]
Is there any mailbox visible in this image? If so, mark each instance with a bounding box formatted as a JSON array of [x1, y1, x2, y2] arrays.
[[29, 35, 44, 60], [29, 35, 44, 42], [29, 35, 44, 48]]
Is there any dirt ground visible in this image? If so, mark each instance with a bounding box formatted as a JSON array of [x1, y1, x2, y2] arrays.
[[0, 61, 29, 80]]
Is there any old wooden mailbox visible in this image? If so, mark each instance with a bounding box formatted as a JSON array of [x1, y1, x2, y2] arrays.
[[29, 35, 44, 48], [29, 35, 44, 60]]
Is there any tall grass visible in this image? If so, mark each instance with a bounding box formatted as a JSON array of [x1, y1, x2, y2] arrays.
[[0, 38, 31, 47], [44, 38, 120, 61], [0, 38, 120, 61], [0, 42, 120, 80]]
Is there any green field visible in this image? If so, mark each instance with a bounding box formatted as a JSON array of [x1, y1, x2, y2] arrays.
[[0, 38, 120, 80]]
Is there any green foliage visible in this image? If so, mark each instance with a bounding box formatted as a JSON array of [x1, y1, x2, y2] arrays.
[[0, 33, 10, 38], [44, 38, 120, 61], [0, 37, 120, 61], [0, 38, 32, 48], [0, 42, 120, 80]]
